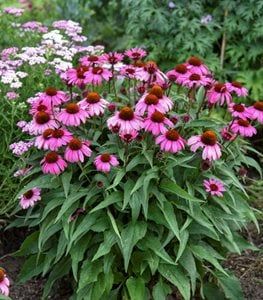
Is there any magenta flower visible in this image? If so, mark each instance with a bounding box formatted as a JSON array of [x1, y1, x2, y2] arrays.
[[35, 128, 54, 150], [135, 61, 167, 84], [144, 110, 173, 135], [119, 65, 137, 79], [19, 187, 41, 209], [79, 54, 103, 66], [78, 92, 108, 117], [226, 81, 248, 97], [64, 138, 92, 163], [182, 73, 211, 88], [41, 152, 67, 175], [101, 52, 124, 64], [39, 87, 68, 106], [107, 106, 143, 134], [119, 130, 138, 143], [0, 269, 10, 296], [230, 119, 257, 137], [166, 64, 189, 85], [188, 130, 222, 161], [29, 99, 52, 115], [84, 66, 112, 85], [57, 103, 89, 126], [203, 179, 225, 197], [247, 101, 263, 123], [45, 128, 73, 151], [125, 48, 147, 60], [207, 83, 232, 106], [220, 127, 237, 141], [186, 56, 209, 75], [94, 153, 119, 173], [31, 111, 58, 134], [66, 65, 89, 88], [156, 129, 186, 153], [228, 103, 250, 119]]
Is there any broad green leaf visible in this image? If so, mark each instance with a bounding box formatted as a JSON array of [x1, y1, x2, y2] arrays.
[[126, 277, 146, 300], [107, 169, 126, 190], [179, 247, 197, 293], [152, 279, 171, 300], [122, 179, 135, 210], [92, 231, 117, 261], [107, 210, 122, 245], [90, 191, 122, 213], [78, 260, 102, 291], [126, 154, 147, 172], [61, 170, 73, 198]]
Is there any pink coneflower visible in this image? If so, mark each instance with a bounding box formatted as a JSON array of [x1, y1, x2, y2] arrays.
[[156, 129, 186, 153], [66, 65, 89, 88], [79, 54, 103, 66], [144, 110, 173, 135], [119, 65, 137, 79], [19, 187, 41, 209], [166, 64, 189, 84], [0, 268, 10, 296], [207, 83, 232, 106], [31, 111, 57, 134], [119, 130, 138, 143], [48, 128, 73, 150], [64, 138, 92, 163], [186, 56, 209, 75], [247, 101, 263, 123], [203, 179, 225, 197], [182, 73, 211, 88], [101, 52, 124, 64], [135, 85, 173, 115], [125, 48, 147, 60], [228, 103, 250, 119], [226, 81, 248, 97], [41, 152, 67, 175], [39, 87, 68, 106], [94, 153, 119, 173], [107, 106, 143, 134], [35, 128, 54, 150], [136, 61, 167, 84], [84, 66, 112, 85], [220, 127, 237, 141], [78, 92, 108, 117], [188, 130, 222, 161], [230, 119, 257, 137], [57, 103, 89, 126], [29, 99, 52, 115]]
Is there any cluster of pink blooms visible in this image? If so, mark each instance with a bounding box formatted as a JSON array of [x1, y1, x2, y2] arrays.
[[9, 141, 34, 156], [13, 48, 262, 210], [0, 268, 9, 296], [3, 7, 24, 16]]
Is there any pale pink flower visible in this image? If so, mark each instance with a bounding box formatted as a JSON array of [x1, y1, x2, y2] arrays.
[[57, 103, 89, 126], [228, 103, 250, 119], [101, 52, 124, 64], [207, 83, 232, 106], [6, 91, 19, 100], [247, 101, 263, 123], [0, 269, 10, 296], [29, 98, 52, 115], [38, 87, 68, 106], [119, 65, 137, 79], [186, 56, 209, 75], [13, 166, 32, 177], [203, 179, 225, 197], [79, 54, 103, 66], [84, 66, 112, 85], [19, 188, 41, 209], [156, 129, 186, 153], [230, 119, 257, 137], [41, 152, 67, 175], [64, 138, 92, 163], [31, 111, 58, 134], [107, 107, 143, 134], [78, 92, 108, 117], [166, 63, 189, 84], [226, 81, 248, 97], [188, 130, 222, 161], [181, 73, 211, 88], [125, 48, 147, 60], [135, 61, 167, 84], [144, 110, 173, 135], [119, 130, 138, 143], [66, 65, 89, 88], [94, 153, 119, 173], [48, 128, 73, 150]]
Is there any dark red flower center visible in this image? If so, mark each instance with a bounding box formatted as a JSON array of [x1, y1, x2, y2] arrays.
[[88, 55, 99, 62], [86, 92, 100, 104], [210, 184, 218, 191], [66, 103, 80, 114], [175, 64, 187, 74], [188, 56, 202, 66], [131, 52, 141, 59], [150, 85, 163, 98], [151, 111, 165, 123], [168, 73, 177, 81], [145, 61, 157, 74], [68, 138, 82, 150], [101, 153, 111, 162], [233, 104, 245, 112], [52, 129, 64, 138], [165, 129, 180, 141], [254, 101, 263, 111], [237, 119, 250, 127], [76, 66, 89, 79], [214, 83, 226, 93], [119, 107, 134, 121], [92, 67, 103, 75], [35, 111, 50, 124], [122, 133, 133, 142], [45, 152, 59, 163], [43, 128, 54, 139], [37, 104, 48, 112], [201, 130, 217, 146], [145, 94, 159, 105], [134, 60, 145, 68], [126, 68, 135, 74], [231, 81, 242, 88], [189, 73, 201, 81], [23, 189, 34, 199], [45, 87, 57, 96], [0, 269, 6, 282]]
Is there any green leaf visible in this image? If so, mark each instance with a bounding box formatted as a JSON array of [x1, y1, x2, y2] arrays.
[[107, 169, 126, 190], [159, 264, 191, 300], [179, 247, 197, 293], [126, 154, 147, 172], [61, 170, 73, 197], [18, 254, 45, 283], [122, 179, 135, 210], [152, 279, 172, 300], [126, 277, 146, 300], [90, 191, 122, 213], [121, 221, 147, 271], [78, 260, 102, 291], [92, 231, 117, 261], [14, 231, 39, 256], [216, 272, 244, 300], [107, 210, 122, 245]]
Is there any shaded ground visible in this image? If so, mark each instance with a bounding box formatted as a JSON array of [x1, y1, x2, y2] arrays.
[[0, 220, 262, 299]]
